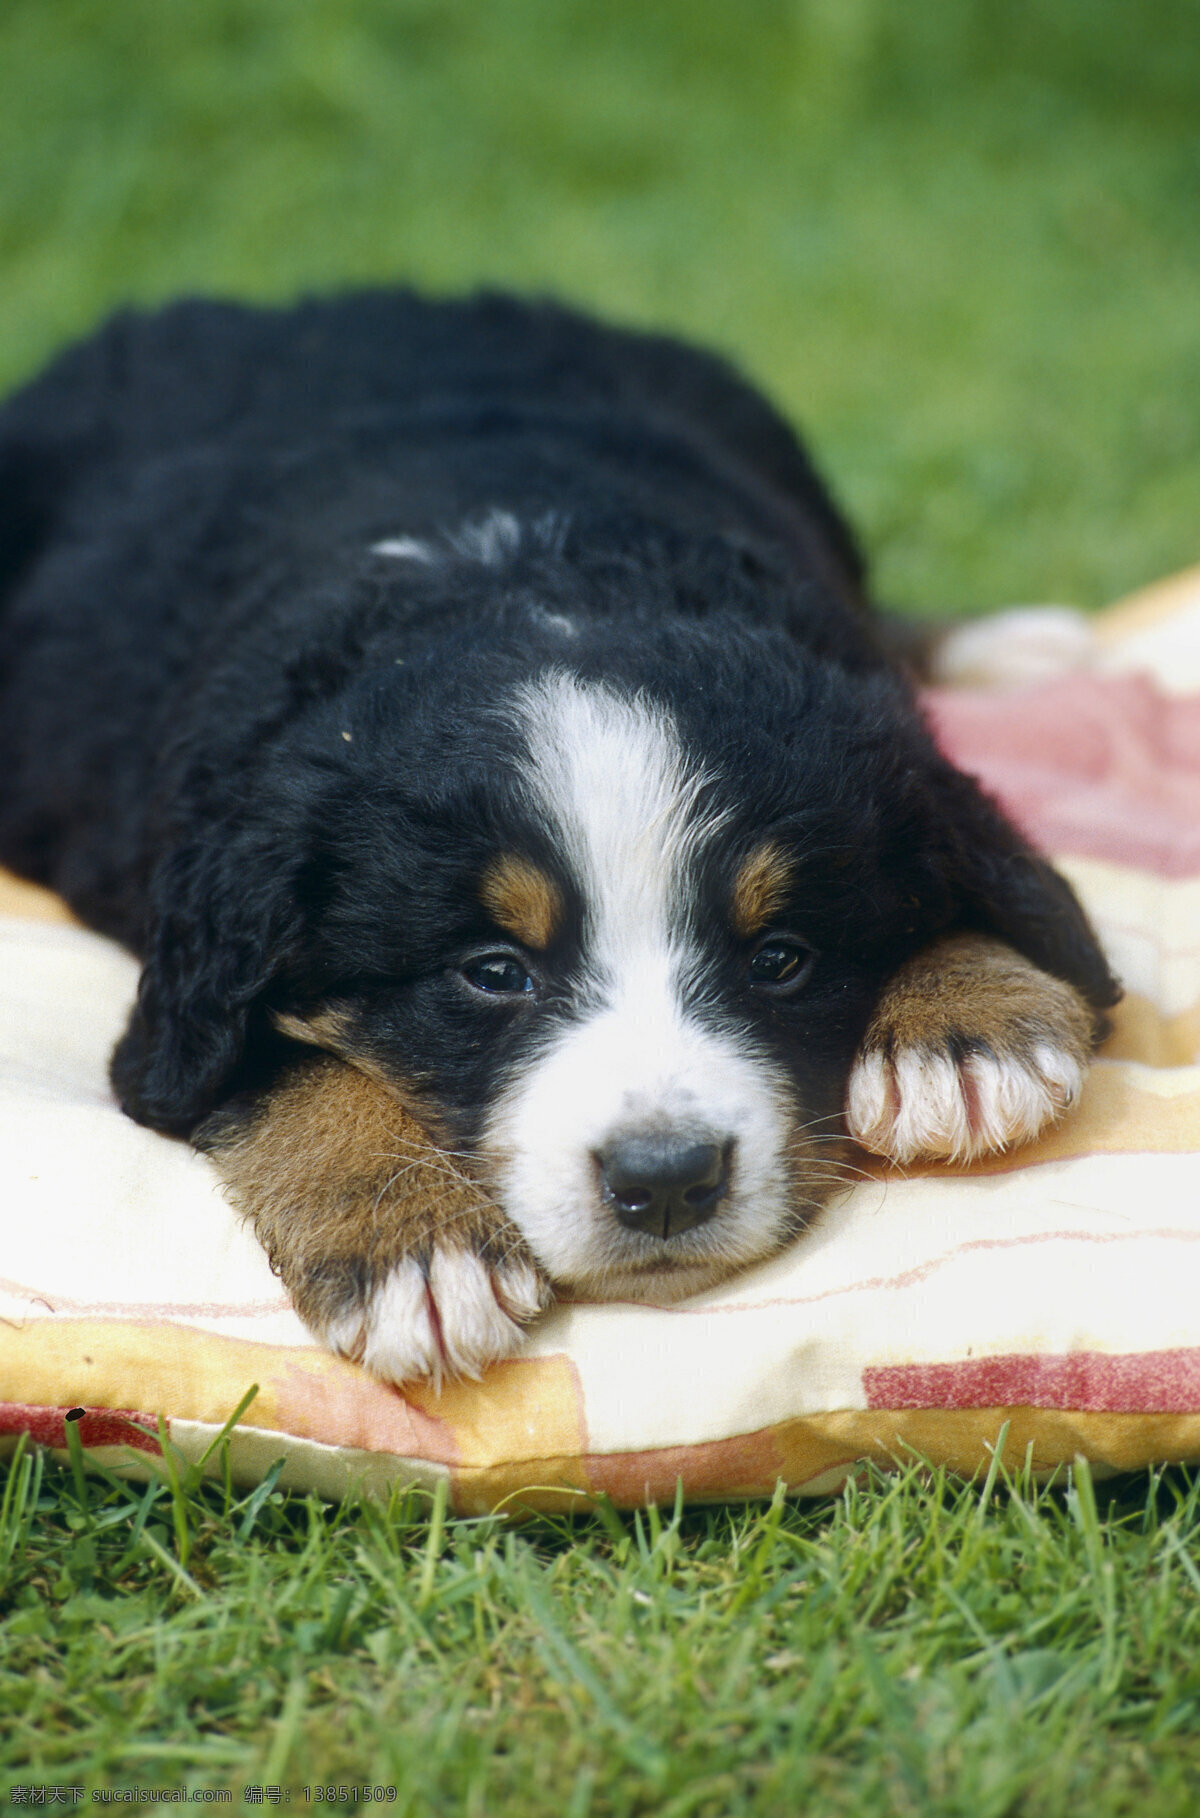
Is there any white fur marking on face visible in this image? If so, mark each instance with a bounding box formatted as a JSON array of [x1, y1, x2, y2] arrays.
[[486, 674, 798, 1296], [846, 1039, 1084, 1165], [516, 673, 720, 980]]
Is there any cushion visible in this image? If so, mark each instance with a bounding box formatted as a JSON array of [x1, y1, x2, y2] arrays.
[[3, 566, 1200, 1511]]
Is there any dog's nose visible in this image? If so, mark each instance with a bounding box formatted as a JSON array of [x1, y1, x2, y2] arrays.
[[597, 1133, 730, 1239]]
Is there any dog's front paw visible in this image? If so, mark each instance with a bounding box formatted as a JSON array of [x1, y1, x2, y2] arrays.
[[846, 934, 1100, 1165], [199, 1053, 553, 1388], [323, 1247, 551, 1388]]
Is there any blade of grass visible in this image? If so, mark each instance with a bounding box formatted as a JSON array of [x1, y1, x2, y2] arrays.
[[415, 1475, 450, 1613], [184, 1382, 261, 1493], [110, 1476, 166, 1576], [156, 1412, 191, 1570], [973, 1418, 1012, 1526], [1068, 1455, 1121, 1696], [728, 1479, 788, 1616], [63, 1409, 93, 1527], [138, 1524, 203, 1599], [261, 1672, 309, 1785], [236, 1456, 288, 1540], [0, 1433, 41, 1587]]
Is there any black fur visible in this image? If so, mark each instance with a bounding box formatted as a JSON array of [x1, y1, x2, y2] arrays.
[[0, 291, 1118, 1149]]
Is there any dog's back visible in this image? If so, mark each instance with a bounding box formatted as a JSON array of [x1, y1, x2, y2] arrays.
[[0, 293, 872, 941], [0, 290, 864, 607]]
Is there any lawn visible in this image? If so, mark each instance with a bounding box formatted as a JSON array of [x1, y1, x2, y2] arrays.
[[2, 0, 1200, 1808], [1, 0, 1198, 611], [5, 1433, 1200, 1814]]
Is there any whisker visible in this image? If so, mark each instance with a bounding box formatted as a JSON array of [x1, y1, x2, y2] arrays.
[[374, 1137, 483, 1166]]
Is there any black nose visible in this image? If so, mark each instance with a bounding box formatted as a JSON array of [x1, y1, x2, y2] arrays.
[[597, 1133, 730, 1239]]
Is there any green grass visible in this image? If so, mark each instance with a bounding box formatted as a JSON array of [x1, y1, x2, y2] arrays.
[[4, 1434, 1200, 1813], [1, 0, 1199, 610], [4, 3, 1200, 1805]]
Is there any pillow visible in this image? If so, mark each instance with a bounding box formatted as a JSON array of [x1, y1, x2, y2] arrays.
[[3, 567, 1200, 1511]]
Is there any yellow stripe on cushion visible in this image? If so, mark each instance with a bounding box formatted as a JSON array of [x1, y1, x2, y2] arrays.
[[0, 1318, 585, 1474], [573, 1408, 1200, 1507], [0, 1319, 414, 1448], [774, 1406, 1200, 1488], [402, 1354, 586, 1471], [33, 1400, 1200, 1514], [1094, 562, 1200, 644], [446, 1407, 1200, 1509], [1102, 993, 1200, 1067]]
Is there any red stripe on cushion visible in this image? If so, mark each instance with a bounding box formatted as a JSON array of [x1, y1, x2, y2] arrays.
[[864, 1348, 1200, 1413], [0, 1402, 162, 1453], [924, 673, 1200, 878]]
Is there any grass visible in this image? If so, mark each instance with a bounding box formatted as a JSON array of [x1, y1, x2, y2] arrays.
[[7, 1425, 1200, 1810], [1, 0, 1199, 610], [3, 1, 1200, 1805], [4, 1431, 1200, 1813]]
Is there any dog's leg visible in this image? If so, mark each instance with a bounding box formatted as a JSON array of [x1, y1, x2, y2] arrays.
[[845, 934, 1102, 1165], [197, 1055, 551, 1386]]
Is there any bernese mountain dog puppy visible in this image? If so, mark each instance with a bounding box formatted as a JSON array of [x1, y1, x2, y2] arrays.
[[0, 292, 1119, 1385]]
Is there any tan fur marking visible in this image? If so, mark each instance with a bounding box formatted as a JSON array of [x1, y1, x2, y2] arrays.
[[271, 1007, 355, 1051], [480, 853, 563, 949], [200, 1055, 549, 1375], [861, 934, 1100, 1061], [731, 842, 793, 938], [271, 1008, 436, 1100]]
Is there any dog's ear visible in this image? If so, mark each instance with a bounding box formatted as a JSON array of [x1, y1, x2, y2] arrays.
[[110, 827, 304, 1136], [921, 757, 1121, 1015]]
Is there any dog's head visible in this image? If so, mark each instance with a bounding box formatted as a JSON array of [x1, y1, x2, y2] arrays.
[[113, 598, 1114, 1301]]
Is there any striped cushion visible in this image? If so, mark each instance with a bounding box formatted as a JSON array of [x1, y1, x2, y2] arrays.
[[3, 566, 1199, 1510]]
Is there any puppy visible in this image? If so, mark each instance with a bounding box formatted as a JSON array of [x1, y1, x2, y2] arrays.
[[0, 292, 1119, 1385]]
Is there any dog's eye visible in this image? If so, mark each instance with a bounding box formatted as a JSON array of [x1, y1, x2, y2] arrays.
[[461, 952, 535, 996], [747, 938, 815, 992]]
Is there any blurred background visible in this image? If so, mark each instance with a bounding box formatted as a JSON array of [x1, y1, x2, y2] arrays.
[[1, 0, 1196, 614]]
